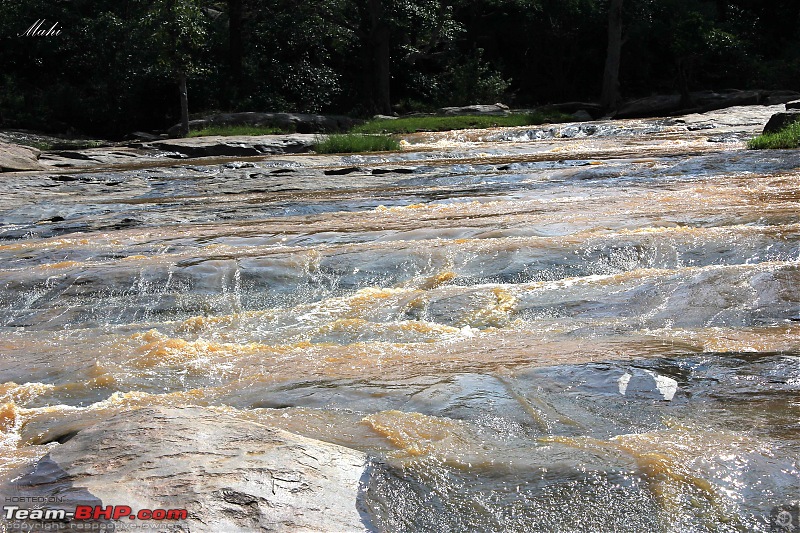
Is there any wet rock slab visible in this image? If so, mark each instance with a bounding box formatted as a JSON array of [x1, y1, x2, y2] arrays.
[[615, 89, 781, 119], [0, 141, 44, 172], [141, 134, 318, 158], [439, 103, 510, 116], [2, 406, 371, 532]]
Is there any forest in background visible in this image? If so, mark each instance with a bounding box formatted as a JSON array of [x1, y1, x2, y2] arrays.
[[1, 0, 799, 137]]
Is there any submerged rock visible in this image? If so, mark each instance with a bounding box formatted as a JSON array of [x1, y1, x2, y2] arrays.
[[1, 406, 371, 532], [0, 141, 44, 172]]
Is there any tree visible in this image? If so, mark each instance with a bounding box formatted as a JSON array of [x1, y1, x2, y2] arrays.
[[228, 0, 243, 94], [139, 0, 209, 137], [601, 0, 624, 110], [366, 0, 392, 114], [308, 0, 460, 114]]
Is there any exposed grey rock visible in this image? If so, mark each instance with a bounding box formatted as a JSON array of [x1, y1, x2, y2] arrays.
[[763, 110, 800, 134], [678, 104, 783, 130], [168, 112, 360, 137], [547, 102, 604, 118], [571, 110, 594, 122], [128, 131, 164, 142], [0, 141, 44, 172], [693, 89, 762, 111], [439, 104, 511, 116], [13, 103, 784, 173], [616, 90, 765, 119], [615, 94, 683, 119], [144, 134, 317, 158], [618, 369, 678, 401], [373, 114, 399, 120], [762, 91, 800, 106], [1, 406, 371, 532]]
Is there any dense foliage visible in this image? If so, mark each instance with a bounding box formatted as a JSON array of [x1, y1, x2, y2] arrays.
[[1, 0, 798, 137]]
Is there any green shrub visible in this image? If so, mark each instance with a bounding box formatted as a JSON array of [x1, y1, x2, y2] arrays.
[[748, 121, 800, 149], [188, 125, 288, 137], [446, 49, 511, 106], [314, 134, 400, 154]]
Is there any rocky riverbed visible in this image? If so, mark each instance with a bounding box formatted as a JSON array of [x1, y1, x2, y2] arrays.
[[0, 104, 798, 532]]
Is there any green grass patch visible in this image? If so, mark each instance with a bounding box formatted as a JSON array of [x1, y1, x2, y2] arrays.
[[748, 121, 800, 149], [22, 140, 55, 151], [314, 134, 400, 154], [15, 139, 104, 151], [351, 111, 572, 134], [188, 125, 289, 137]]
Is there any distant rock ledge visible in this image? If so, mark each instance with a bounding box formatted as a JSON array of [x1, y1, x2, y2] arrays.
[[614, 89, 800, 119], [168, 112, 361, 137], [138, 134, 318, 158]]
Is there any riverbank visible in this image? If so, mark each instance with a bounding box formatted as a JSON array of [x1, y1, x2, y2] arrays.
[[0, 103, 785, 174]]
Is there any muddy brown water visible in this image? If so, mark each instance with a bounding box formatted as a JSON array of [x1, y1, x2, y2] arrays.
[[0, 117, 798, 531]]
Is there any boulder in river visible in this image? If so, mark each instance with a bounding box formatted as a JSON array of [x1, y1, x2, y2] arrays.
[[0, 141, 44, 172], [765, 91, 800, 106], [615, 94, 683, 118], [1, 406, 371, 532], [785, 100, 800, 110], [616, 90, 768, 119], [546, 101, 605, 118], [762, 110, 800, 134], [439, 103, 511, 116], [692, 89, 762, 111]]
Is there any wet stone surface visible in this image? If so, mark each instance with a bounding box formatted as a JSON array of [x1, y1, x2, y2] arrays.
[[0, 105, 798, 531]]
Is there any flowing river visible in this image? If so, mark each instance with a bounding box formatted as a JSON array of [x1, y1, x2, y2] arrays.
[[0, 108, 798, 531]]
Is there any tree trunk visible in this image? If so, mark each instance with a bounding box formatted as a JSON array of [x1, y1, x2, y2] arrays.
[[179, 72, 190, 138], [601, 0, 624, 111], [228, 0, 243, 95], [367, 0, 391, 115]]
